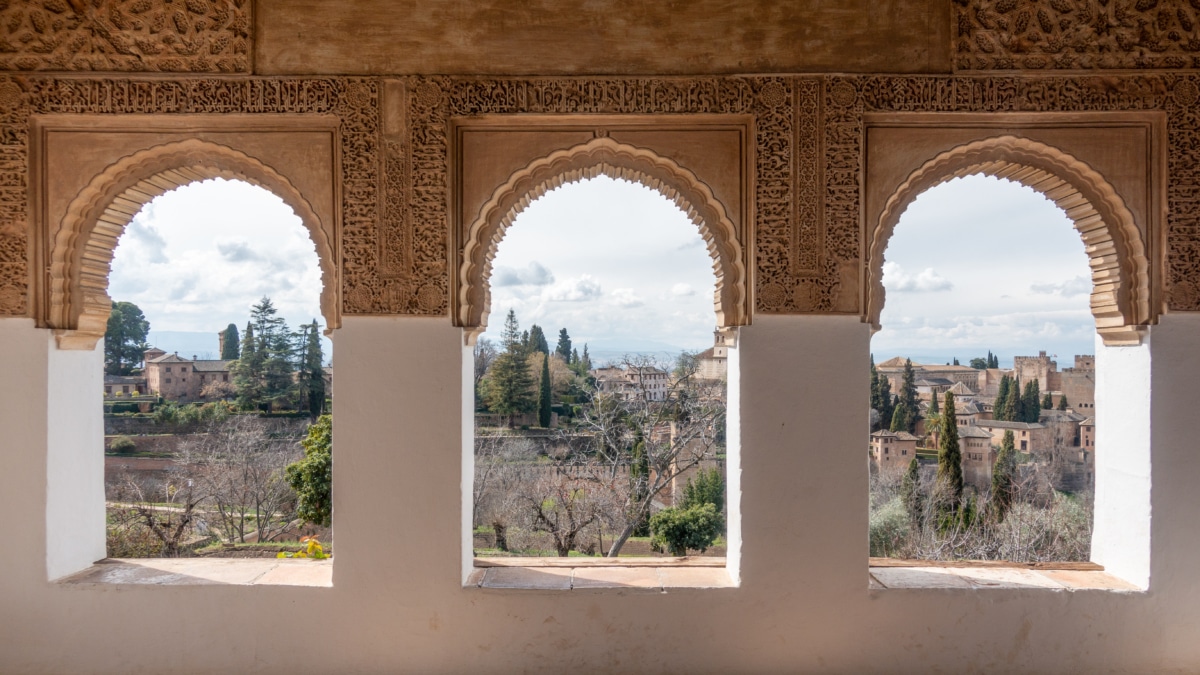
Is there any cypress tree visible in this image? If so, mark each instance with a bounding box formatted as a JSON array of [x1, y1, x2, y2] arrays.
[[527, 324, 550, 355], [995, 375, 1011, 421], [930, 391, 940, 414], [901, 457, 924, 527], [555, 328, 572, 362], [1003, 378, 1022, 422], [991, 430, 1017, 522], [581, 344, 592, 372], [220, 323, 240, 360], [900, 359, 919, 433], [630, 431, 650, 536], [299, 320, 325, 419], [1057, 394, 1069, 411], [1042, 392, 1053, 409], [537, 352, 552, 427], [231, 321, 262, 410], [890, 400, 910, 433], [1022, 380, 1041, 423], [937, 391, 963, 514]]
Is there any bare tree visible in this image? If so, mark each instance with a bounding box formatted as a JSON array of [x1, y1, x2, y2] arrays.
[[514, 470, 601, 557], [188, 416, 300, 544], [573, 356, 726, 557], [109, 450, 210, 558]]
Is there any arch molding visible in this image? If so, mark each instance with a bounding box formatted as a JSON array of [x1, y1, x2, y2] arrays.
[[45, 138, 339, 349], [455, 137, 750, 340], [867, 135, 1153, 346]]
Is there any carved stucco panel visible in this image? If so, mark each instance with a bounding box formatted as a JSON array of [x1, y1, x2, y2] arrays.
[[0, 0, 252, 73], [955, 0, 1200, 71]]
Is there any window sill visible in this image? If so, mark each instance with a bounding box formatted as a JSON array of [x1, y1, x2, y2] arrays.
[[470, 556, 733, 590], [867, 558, 1139, 591], [58, 557, 332, 587]]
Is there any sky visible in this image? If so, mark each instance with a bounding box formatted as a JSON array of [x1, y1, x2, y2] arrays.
[[109, 178, 326, 359], [109, 173, 1095, 367], [872, 174, 1093, 367], [482, 175, 717, 353]]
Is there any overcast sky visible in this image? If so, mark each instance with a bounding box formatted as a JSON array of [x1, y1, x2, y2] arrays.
[[873, 174, 1093, 366], [110, 178, 324, 351], [110, 173, 1094, 366]]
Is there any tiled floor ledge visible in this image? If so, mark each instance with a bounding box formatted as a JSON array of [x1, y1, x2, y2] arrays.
[[470, 557, 733, 590], [867, 558, 1140, 591], [58, 558, 333, 587]]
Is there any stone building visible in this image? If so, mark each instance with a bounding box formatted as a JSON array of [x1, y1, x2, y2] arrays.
[[591, 364, 671, 402], [695, 329, 731, 380], [142, 348, 232, 403], [976, 419, 1053, 456], [870, 430, 919, 475], [958, 425, 997, 492], [3, 2, 1200, 673]]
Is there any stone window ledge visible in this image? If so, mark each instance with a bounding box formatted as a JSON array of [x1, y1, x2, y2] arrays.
[[868, 559, 1140, 591], [470, 557, 732, 590], [58, 558, 333, 587]]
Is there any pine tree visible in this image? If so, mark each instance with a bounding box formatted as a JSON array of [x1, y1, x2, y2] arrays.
[[581, 344, 592, 372], [555, 328, 572, 362], [485, 310, 538, 426], [570, 347, 580, 366], [1042, 392, 1053, 409], [1057, 394, 1069, 411], [937, 391, 963, 514], [900, 457, 924, 526], [537, 352, 552, 427], [900, 359, 919, 433], [249, 297, 295, 409], [104, 301, 151, 375], [220, 323, 240, 360]]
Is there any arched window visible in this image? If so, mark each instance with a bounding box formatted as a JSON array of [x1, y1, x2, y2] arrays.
[[463, 169, 741, 589]]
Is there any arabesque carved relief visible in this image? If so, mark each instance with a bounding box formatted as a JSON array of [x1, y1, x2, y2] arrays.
[[0, 69, 1196, 327], [955, 0, 1200, 71], [456, 137, 748, 338], [0, 0, 251, 73]]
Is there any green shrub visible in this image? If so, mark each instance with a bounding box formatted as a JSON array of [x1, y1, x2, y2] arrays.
[[650, 503, 724, 556], [869, 496, 909, 557], [108, 435, 136, 454]]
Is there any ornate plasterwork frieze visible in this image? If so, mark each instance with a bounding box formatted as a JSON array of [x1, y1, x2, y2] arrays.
[[0, 71, 1197, 321], [955, 0, 1200, 71], [0, 0, 252, 73]]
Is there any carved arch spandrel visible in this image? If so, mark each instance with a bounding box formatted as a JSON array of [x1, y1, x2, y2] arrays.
[[456, 137, 749, 340], [867, 135, 1153, 346], [48, 138, 339, 349]]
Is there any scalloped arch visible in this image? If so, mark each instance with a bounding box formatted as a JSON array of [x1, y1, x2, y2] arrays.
[[47, 138, 339, 349], [867, 135, 1152, 346], [456, 137, 749, 338]]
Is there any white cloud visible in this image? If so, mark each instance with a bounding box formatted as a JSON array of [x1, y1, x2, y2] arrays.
[[883, 261, 953, 293], [670, 283, 695, 297], [610, 288, 644, 308], [216, 240, 262, 263], [1030, 275, 1091, 297], [545, 275, 602, 302], [492, 261, 555, 287], [121, 216, 169, 264]]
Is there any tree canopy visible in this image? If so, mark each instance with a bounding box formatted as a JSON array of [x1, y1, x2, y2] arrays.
[[104, 301, 150, 375], [286, 415, 333, 527]]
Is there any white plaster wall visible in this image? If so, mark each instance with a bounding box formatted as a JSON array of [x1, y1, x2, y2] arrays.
[[46, 334, 106, 580], [1, 314, 1198, 673], [1091, 331, 1151, 587]]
